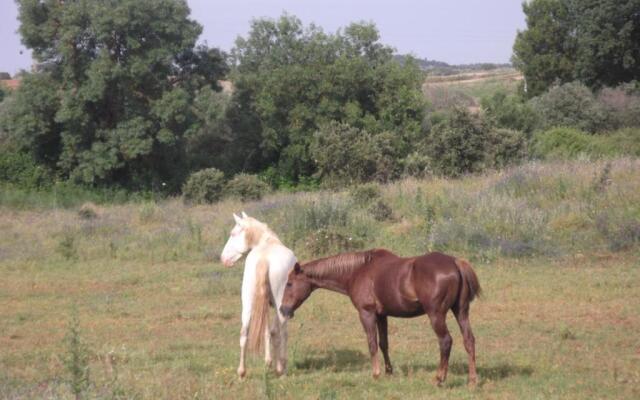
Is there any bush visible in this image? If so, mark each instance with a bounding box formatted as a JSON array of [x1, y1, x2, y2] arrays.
[[481, 90, 537, 134], [225, 173, 270, 201], [78, 202, 98, 220], [529, 82, 609, 133], [368, 199, 393, 221], [532, 127, 593, 159], [182, 168, 225, 204], [596, 85, 640, 129], [349, 183, 381, 206], [0, 150, 51, 189], [485, 128, 527, 169], [402, 151, 432, 178], [426, 108, 488, 177], [310, 122, 400, 184], [533, 127, 640, 159]]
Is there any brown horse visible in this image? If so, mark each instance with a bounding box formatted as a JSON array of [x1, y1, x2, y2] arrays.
[[280, 249, 481, 385]]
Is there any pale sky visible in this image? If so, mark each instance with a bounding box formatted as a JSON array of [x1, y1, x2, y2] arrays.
[[0, 0, 526, 75]]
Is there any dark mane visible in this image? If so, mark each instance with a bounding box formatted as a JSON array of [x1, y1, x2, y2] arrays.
[[304, 251, 372, 278]]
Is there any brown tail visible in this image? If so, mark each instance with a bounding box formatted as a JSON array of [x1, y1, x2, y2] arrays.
[[454, 258, 482, 306], [247, 259, 270, 353]]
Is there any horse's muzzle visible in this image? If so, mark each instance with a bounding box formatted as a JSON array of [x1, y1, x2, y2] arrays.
[[279, 305, 294, 319]]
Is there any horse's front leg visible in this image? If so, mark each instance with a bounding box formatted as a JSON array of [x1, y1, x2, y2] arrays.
[[274, 309, 288, 375], [358, 310, 381, 378], [237, 306, 250, 379]]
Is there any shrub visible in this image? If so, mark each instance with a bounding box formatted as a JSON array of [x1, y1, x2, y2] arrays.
[[426, 108, 488, 177], [481, 90, 537, 134], [225, 173, 270, 201], [529, 82, 609, 133], [485, 128, 527, 169], [182, 168, 225, 204], [78, 202, 98, 220], [368, 199, 393, 221], [533, 127, 640, 159], [310, 122, 400, 184], [532, 127, 593, 159], [350, 183, 381, 206], [402, 151, 432, 178], [597, 85, 640, 129], [0, 150, 50, 189]]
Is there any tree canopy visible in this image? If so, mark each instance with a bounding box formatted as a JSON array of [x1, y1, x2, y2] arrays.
[[2, 0, 228, 191], [513, 0, 640, 96], [227, 15, 426, 182]]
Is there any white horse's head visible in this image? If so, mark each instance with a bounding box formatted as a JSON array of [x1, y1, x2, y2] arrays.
[[220, 212, 252, 267]]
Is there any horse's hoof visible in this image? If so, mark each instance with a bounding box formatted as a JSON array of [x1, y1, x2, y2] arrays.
[[237, 368, 246, 379], [385, 367, 393, 375], [372, 371, 381, 379], [432, 376, 444, 387], [468, 377, 478, 388]]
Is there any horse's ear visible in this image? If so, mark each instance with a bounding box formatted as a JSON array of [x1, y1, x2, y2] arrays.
[[241, 211, 249, 219], [294, 263, 302, 273], [233, 213, 242, 224]]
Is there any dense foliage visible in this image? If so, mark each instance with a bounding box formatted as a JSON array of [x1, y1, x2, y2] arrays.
[[227, 15, 426, 182], [1, 0, 228, 192], [513, 0, 640, 96]]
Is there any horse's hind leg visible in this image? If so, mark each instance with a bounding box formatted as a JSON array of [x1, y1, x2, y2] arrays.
[[427, 310, 452, 385], [454, 306, 478, 386], [264, 317, 273, 368], [376, 315, 393, 374]]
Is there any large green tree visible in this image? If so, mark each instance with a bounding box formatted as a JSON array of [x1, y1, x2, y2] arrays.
[[512, 0, 577, 97], [513, 0, 640, 96], [228, 15, 426, 181], [2, 0, 227, 191]]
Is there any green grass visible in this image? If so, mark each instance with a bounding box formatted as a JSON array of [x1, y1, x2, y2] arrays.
[[1, 159, 639, 399]]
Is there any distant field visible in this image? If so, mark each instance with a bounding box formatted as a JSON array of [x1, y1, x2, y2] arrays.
[[423, 68, 523, 112], [1, 159, 639, 399]]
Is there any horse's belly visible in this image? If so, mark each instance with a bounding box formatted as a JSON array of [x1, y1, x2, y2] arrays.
[[377, 299, 423, 318]]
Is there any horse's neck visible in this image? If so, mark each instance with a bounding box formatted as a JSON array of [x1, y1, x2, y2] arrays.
[[307, 265, 355, 295]]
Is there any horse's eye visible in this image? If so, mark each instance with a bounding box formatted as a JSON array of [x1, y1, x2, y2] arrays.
[[286, 282, 292, 288]]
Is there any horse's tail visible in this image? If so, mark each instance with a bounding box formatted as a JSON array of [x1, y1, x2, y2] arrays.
[[454, 258, 482, 307], [247, 258, 271, 353]]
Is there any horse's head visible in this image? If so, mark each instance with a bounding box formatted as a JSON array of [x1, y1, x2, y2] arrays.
[[220, 212, 252, 267], [280, 263, 314, 319]]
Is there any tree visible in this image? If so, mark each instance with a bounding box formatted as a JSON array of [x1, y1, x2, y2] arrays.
[[229, 14, 426, 182], [513, 0, 640, 96], [512, 0, 577, 97], [573, 0, 640, 89], [2, 0, 227, 191]]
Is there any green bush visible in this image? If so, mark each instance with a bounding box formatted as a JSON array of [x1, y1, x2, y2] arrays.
[[485, 128, 527, 169], [349, 183, 381, 206], [368, 199, 393, 221], [426, 108, 488, 177], [532, 127, 592, 159], [481, 90, 537, 134], [310, 122, 400, 184], [529, 82, 609, 133], [0, 150, 51, 189], [533, 127, 640, 159], [182, 168, 225, 204], [225, 173, 270, 201]]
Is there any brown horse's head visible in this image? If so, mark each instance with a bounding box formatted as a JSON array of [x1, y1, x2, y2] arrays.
[[280, 263, 313, 319]]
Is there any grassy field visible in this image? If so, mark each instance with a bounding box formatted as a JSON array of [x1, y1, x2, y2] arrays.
[[1, 159, 639, 399], [423, 68, 522, 112]]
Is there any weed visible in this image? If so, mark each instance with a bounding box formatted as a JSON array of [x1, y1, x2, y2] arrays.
[[349, 183, 381, 206], [64, 305, 91, 399], [368, 199, 393, 222], [57, 231, 78, 261]]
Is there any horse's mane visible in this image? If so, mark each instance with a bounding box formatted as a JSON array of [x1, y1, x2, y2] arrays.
[[244, 217, 281, 246], [304, 251, 372, 278]]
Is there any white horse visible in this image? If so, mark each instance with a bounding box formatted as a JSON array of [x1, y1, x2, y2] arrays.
[[220, 212, 297, 378]]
